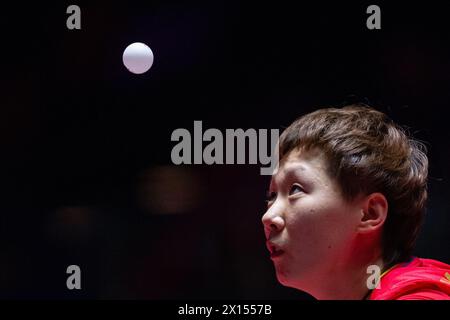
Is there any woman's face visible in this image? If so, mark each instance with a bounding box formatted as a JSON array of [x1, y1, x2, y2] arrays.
[[262, 148, 363, 291]]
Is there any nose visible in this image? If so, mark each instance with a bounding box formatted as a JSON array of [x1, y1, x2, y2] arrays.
[[261, 203, 285, 237]]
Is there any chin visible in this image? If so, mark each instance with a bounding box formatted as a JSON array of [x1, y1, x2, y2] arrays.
[[275, 264, 310, 290], [277, 276, 292, 287], [275, 266, 296, 287], [277, 274, 313, 296]]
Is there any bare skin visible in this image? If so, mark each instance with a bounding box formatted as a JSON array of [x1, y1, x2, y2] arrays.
[[262, 148, 387, 300]]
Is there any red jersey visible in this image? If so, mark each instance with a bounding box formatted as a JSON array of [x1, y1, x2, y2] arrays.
[[369, 257, 450, 300]]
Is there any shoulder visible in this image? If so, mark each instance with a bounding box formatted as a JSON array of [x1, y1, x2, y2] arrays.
[[370, 257, 450, 300]]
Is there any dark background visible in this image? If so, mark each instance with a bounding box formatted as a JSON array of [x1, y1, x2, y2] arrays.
[[0, 1, 449, 299]]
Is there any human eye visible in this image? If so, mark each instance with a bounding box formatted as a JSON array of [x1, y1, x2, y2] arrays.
[[289, 184, 305, 196], [266, 190, 277, 206]]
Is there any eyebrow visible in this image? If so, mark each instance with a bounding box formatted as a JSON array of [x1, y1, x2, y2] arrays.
[[274, 163, 307, 178], [271, 163, 308, 186]]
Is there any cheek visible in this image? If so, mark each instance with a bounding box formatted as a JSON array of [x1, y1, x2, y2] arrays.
[[286, 207, 330, 251], [286, 198, 355, 251]]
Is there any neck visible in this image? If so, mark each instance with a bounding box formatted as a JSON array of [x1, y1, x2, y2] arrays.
[[313, 256, 384, 300], [301, 240, 385, 300]]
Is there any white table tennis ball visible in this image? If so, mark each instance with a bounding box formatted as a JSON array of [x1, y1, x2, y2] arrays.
[[122, 42, 154, 74]]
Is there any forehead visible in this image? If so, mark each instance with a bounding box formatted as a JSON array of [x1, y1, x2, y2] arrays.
[[271, 148, 330, 184]]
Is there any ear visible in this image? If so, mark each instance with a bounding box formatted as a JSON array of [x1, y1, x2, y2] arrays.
[[357, 193, 388, 233]]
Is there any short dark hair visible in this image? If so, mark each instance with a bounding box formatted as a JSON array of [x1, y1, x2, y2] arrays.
[[278, 104, 428, 267]]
